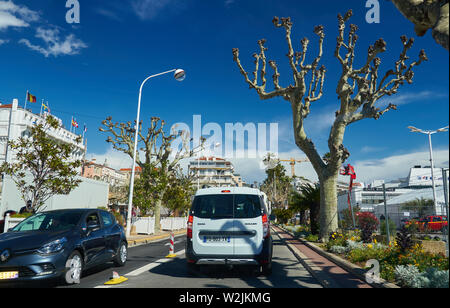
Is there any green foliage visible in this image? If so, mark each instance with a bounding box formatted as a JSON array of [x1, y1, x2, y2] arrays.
[[401, 197, 434, 217], [260, 158, 292, 209], [380, 219, 397, 236], [294, 183, 320, 235], [305, 234, 319, 242], [272, 208, 293, 224], [11, 213, 33, 219], [163, 172, 195, 216], [0, 115, 82, 211], [339, 205, 361, 229]]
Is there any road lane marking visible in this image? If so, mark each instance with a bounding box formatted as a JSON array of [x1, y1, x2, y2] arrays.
[[93, 249, 186, 288], [126, 249, 186, 277]]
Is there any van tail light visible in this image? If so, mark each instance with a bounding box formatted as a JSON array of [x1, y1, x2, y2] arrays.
[[187, 215, 194, 239], [262, 213, 270, 238]]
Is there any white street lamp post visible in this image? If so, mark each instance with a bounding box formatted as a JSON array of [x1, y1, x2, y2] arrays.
[[408, 125, 449, 213], [126, 69, 186, 238]]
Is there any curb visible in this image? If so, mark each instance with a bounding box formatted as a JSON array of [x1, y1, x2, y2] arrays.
[[127, 229, 186, 247], [276, 225, 400, 289]]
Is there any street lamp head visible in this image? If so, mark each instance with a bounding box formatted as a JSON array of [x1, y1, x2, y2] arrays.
[[174, 69, 186, 82], [436, 126, 449, 133], [408, 126, 422, 133]]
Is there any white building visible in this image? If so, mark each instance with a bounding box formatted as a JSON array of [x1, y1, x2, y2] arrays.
[[0, 99, 85, 165], [374, 186, 448, 227], [188, 156, 244, 188], [0, 99, 107, 216], [337, 165, 449, 226]]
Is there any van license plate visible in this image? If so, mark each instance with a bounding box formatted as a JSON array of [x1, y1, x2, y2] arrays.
[[0, 271, 19, 280], [203, 236, 230, 243]]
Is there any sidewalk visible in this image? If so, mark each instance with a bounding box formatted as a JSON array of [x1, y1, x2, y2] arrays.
[[272, 226, 372, 288], [126, 229, 186, 247]]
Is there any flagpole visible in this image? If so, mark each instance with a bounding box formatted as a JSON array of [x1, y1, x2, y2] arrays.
[[70, 116, 73, 133], [24, 90, 28, 110], [40, 99, 44, 116], [82, 124, 86, 141]]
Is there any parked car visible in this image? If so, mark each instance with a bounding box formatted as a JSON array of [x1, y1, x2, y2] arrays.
[[0, 209, 127, 285], [417, 215, 448, 232], [0, 211, 17, 234], [185, 187, 273, 275]]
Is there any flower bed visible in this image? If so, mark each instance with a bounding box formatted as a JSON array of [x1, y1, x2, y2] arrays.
[[278, 224, 449, 288], [326, 231, 448, 288]]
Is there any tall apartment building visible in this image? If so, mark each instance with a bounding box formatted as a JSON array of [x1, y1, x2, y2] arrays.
[[188, 157, 244, 188]]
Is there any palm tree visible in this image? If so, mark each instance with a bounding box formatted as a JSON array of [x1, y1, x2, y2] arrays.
[[293, 183, 321, 235]]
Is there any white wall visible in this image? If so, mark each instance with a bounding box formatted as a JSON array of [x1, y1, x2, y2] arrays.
[[0, 174, 109, 216]]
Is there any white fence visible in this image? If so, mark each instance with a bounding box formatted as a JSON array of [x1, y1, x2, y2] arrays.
[[2, 214, 25, 233], [161, 217, 187, 231], [3, 215, 187, 235]]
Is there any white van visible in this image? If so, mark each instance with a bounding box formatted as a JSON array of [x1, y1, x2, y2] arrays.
[[185, 187, 273, 275]]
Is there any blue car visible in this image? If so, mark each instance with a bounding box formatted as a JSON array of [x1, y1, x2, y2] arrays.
[[0, 209, 128, 285]]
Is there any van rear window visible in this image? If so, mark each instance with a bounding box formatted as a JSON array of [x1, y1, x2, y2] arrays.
[[192, 194, 262, 219]]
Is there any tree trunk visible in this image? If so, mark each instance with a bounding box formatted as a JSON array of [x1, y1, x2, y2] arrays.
[[299, 209, 307, 225], [319, 172, 339, 241], [154, 199, 162, 234]]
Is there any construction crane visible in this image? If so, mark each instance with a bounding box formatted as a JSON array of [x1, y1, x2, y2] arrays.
[[279, 157, 309, 178]]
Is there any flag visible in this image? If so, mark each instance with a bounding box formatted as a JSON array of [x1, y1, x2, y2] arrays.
[[72, 118, 79, 128], [27, 91, 37, 103], [83, 124, 87, 133], [42, 101, 50, 113]]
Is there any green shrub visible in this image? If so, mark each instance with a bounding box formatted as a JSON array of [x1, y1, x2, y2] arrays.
[[395, 265, 449, 288], [305, 234, 319, 242], [380, 219, 396, 236], [11, 213, 33, 218]]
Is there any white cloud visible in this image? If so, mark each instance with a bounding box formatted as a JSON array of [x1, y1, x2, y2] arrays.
[[354, 148, 449, 183], [131, 0, 174, 20], [377, 90, 447, 108], [95, 8, 122, 21], [19, 27, 87, 57], [0, 38, 9, 45], [0, 0, 39, 30], [87, 146, 133, 170], [360, 146, 385, 154]]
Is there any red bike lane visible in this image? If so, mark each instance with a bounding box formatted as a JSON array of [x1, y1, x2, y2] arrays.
[[273, 226, 372, 288]]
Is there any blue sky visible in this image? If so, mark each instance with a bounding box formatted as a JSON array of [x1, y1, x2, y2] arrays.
[[0, 0, 448, 184]]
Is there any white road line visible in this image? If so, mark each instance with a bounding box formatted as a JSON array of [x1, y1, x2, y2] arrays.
[[126, 249, 186, 277], [93, 249, 186, 288]]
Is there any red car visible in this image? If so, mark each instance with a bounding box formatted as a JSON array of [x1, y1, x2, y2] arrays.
[[417, 215, 448, 232]]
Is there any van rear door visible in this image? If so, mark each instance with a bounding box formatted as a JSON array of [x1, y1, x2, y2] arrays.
[[191, 194, 234, 256], [233, 194, 264, 256]]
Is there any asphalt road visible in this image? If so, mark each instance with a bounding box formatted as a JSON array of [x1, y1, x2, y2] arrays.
[[3, 230, 322, 288], [71, 230, 321, 288]]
